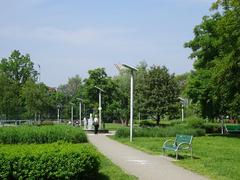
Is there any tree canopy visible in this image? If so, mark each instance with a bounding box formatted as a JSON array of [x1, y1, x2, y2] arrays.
[[185, 0, 240, 118]]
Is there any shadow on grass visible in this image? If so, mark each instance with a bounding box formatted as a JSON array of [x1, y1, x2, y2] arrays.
[[207, 133, 240, 138], [87, 173, 110, 180], [166, 153, 200, 160]]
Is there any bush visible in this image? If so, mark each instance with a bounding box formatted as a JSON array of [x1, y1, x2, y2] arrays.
[[0, 143, 100, 179], [0, 125, 87, 144], [186, 117, 205, 128], [115, 125, 205, 138], [139, 120, 156, 127]]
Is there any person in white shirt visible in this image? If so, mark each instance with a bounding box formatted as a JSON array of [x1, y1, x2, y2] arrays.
[[93, 115, 99, 134]]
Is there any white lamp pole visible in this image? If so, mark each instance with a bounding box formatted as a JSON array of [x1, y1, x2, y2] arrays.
[[122, 64, 138, 142], [70, 102, 74, 126], [94, 86, 104, 129], [178, 97, 185, 122], [76, 98, 83, 126], [57, 105, 60, 123]]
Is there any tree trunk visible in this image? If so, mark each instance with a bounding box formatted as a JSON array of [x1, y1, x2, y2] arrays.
[[156, 114, 160, 125]]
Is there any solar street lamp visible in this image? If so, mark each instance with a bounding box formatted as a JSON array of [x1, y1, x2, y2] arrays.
[[122, 64, 138, 142]]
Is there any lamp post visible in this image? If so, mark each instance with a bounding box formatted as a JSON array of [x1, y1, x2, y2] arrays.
[[122, 64, 138, 142], [57, 104, 61, 123], [70, 102, 74, 126], [178, 97, 185, 122], [76, 98, 83, 126], [94, 86, 104, 129]]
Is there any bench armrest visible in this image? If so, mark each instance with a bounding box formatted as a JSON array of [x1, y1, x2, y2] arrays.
[[176, 142, 191, 150], [163, 139, 175, 147]]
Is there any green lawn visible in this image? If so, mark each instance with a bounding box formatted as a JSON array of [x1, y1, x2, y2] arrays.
[[112, 136, 240, 180], [104, 123, 126, 130]]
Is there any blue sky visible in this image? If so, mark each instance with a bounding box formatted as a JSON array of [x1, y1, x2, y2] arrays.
[[0, 0, 215, 87]]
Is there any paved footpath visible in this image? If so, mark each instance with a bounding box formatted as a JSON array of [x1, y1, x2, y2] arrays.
[[87, 133, 208, 180]]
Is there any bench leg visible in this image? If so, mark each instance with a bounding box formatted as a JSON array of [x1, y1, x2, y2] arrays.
[[191, 148, 193, 159], [176, 151, 178, 160], [163, 148, 165, 156]]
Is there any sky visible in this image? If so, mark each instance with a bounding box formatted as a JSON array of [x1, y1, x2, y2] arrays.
[[0, 0, 215, 87]]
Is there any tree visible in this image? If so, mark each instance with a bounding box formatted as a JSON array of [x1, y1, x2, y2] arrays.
[[21, 81, 49, 119], [58, 75, 82, 97], [82, 68, 119, 122], [0, 50, 38, 85], [185, 0, 240, 118], [143, 66, 180, 125], [135, 61, 148, 120], [0, 71, 20, 119]]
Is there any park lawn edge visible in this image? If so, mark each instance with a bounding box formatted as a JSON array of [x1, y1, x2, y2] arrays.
[[109, 136, 215, 180]]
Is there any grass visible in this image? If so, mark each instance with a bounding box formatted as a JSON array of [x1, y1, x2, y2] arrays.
[[104, 123, 126, 131], [98, 153, 137, 180], [112, 135, 240, 180]]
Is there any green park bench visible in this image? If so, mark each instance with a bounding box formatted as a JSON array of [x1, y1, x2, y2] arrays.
[[225, 124, 240, 134], [162, 134, 193, 160]]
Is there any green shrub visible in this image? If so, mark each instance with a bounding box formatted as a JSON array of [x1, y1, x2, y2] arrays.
[[186, 117, 205, 128], [139, 120, 156, 127], [115, 127, 130, 138], [0, 143, 100, 179], [0, 125, 87, 144], [115, 125, 205, 138]]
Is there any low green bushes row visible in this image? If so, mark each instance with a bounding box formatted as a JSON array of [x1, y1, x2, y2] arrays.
[[0, 142, 100, 179], [0, 125, 87, 144], [115, 125, 205, 138], [139, 117, 222, 134]]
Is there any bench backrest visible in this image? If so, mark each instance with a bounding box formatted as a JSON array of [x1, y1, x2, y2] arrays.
[[225, 125, 240, 131], [175, 134, 193, 145]]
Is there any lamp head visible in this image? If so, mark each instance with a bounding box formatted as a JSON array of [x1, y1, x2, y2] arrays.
[[94, 86, 105, 92], [122, 63, 138, 71]]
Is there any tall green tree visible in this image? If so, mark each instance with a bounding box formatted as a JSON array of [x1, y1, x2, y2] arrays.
[[135, 61, 148, 120], [21, 81, 49, 119], [0, 50, 38, 85], [0, 50, 38, 119], [185, 0, 240, 118], [82, 68, 119, 122], [143, 66, 180, 125], [0, 72, 19, 119]]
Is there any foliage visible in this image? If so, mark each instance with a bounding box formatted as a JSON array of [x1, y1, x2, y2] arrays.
[[0, 143, 100, 179], [143, 65, 180, 124], [115, 126, 205, 138], [175, 72, 190, 97], [58, 75, 82, 97], [139, 120, 157, 127], [21, 81, 50, 118], [0, 125, 87, 144], [0, 50, 38, 85], [82, 68, 121, 122], [185, 0, 240, 118], [186, 117, 205, 128]]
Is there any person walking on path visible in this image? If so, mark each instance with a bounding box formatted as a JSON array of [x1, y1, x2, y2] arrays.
[[93, 115, 99, 134]]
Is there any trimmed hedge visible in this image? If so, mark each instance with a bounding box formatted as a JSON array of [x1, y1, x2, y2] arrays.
[[115, 125, 205, 138], [0, 125, 87, 144], [0, 143, 100, 179]]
